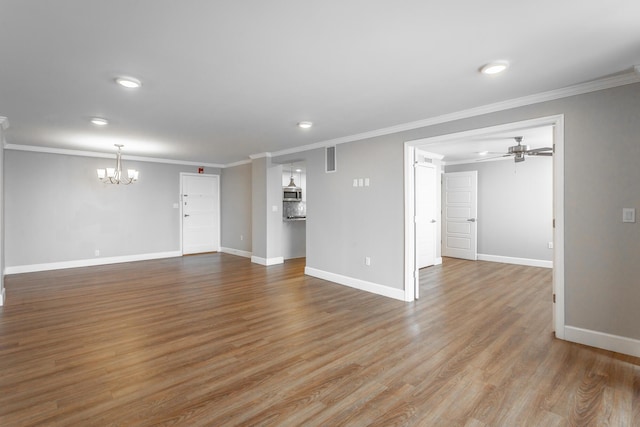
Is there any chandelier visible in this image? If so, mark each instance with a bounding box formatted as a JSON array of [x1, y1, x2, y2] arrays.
[[96, 144, 139, 185]]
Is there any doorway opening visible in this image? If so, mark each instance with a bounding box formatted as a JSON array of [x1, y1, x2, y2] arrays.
[[404, 115, 565, 338]]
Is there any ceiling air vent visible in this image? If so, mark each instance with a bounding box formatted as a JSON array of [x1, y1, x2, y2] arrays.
[[326, 146, 336, 173]]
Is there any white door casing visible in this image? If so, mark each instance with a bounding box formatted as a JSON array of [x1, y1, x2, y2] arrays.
[[181, 174, 220, 255], [442, 171, 478, 261]]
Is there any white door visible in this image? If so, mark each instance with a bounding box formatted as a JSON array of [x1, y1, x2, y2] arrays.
[[182, 174, 220, 255], [443, 171, 477, 260], [415, 162, 437, 269]]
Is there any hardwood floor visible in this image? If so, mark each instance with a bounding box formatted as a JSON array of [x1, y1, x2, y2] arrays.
[[1, 254, 638, 426]]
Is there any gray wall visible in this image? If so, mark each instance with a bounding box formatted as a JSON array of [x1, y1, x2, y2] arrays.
[[250, 156, 283, 260], [446, 157, 553, 261], [278, 139, 405, 290], [4, 150, 221, 267], [251, 157, 268, 259], [277, 82, 640, 341], [220, 162, 252, 252]]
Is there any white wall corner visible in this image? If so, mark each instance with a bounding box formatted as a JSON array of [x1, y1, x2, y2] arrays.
[[305, 266, 406, 301], [0, 116, 8, 131], [564, 326, 640, 358]]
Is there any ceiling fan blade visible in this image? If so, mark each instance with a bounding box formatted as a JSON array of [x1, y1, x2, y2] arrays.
[[527, 147, 553, 153]]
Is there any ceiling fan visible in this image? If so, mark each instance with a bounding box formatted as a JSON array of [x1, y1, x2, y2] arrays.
[[477, 136, 553, 163]]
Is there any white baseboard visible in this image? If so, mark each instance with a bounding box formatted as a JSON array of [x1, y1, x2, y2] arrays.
[[0, 287, 5, 306], [304, 266, 406, 301], [435, 257, 443, 265], [477, 254, 553, 269], [221, 247, 252, 258], [5, 251, 183, 275], [251, 256, 284, 266], [564, 326, 640, 358]]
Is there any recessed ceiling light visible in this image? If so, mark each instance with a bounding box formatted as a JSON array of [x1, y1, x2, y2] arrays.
[[90, 117, 109, 126], [478, 151, 489, 155], [297, 121, 313, 129], [295, 169, 302, 172], [115, 76, 142, 89], [480, 61, 509, 75]]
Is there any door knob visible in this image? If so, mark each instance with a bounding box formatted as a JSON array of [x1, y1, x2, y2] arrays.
[[184, 214, 190, 218], [467, 218, 476, 222], [430, 219, 437, 223]]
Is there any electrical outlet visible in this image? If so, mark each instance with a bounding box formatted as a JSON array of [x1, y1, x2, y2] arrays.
[[365, 256, 371, 266], [94, 249, 100, 257], [548, 242, 554, 249], [240, 235, 244, 241]]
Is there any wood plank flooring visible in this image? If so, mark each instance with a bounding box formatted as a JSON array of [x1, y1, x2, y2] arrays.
[[1, 254, 638, 426]]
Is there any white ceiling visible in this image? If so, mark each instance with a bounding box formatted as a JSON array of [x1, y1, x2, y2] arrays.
[[1, 1, 639, 165]]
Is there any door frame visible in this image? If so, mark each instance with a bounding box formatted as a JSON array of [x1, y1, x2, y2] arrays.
[[179, 172, 221, 255], [403, 115, 565, 338]]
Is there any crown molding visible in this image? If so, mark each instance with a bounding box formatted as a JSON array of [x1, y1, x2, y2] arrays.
[[0, 116, 8, 131], [248, 152, 272, 160], [225, 159, 252, 168], [3, 144, 225, 168], [268, 70, 640, 160]]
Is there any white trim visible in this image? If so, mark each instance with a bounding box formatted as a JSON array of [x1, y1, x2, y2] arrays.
[[477, 254, 553, 269], [435, 257, 443, 265], [552, 118, 565, 339], [564, 326, 640, 358], [220, 247, 252, 258], [404, 115, 565, 339], [444, 156, 513, 166], [225, 159, 252, 168], [403, 145, 416, 301], [4, 143, 225, 168], [0, 116, 8, 130], [249, 152, 272, 160], [251, 256, 284, 266], [4, 251, 182, 275], [305, 267, 408, 302], [268, 71, 639, 160], [0, 287, 5, 306]]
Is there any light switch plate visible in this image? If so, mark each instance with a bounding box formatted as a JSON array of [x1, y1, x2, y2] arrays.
[[623, 208, 636, 223]]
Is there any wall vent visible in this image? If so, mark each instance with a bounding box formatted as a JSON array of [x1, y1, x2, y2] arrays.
[[325, 146, 337, 173]]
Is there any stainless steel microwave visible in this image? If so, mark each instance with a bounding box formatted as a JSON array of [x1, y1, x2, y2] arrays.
[[283, 188, 302, 201]]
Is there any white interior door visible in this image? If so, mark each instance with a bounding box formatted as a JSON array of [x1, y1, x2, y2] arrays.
[[443, 171, 477, 260], [415, 162, 437, 270], [182, 174, 220, 255]]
